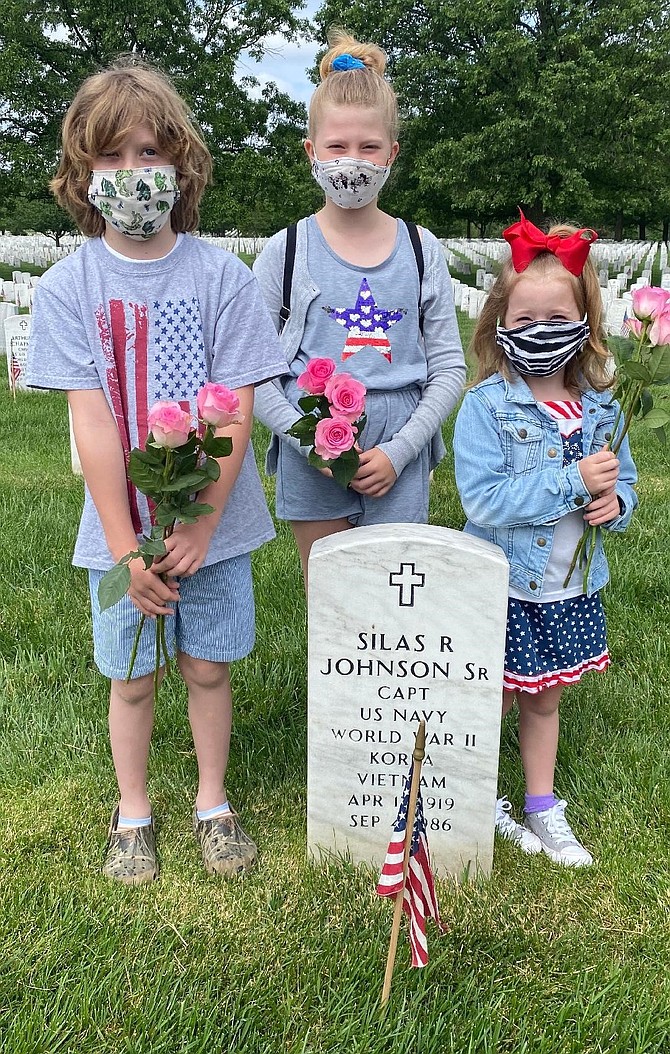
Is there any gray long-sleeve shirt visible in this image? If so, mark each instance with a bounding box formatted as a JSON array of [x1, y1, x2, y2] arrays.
[[252, 217, 466, 476]]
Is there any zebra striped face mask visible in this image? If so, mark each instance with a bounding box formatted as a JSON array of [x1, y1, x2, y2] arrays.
[[495, 317, 590, 377]]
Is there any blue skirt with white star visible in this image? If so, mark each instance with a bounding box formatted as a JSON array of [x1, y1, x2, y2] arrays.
[[504, 593, 609, 694]]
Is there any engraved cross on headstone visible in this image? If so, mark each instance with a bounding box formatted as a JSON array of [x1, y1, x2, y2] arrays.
[[389, 562, 425, 607]]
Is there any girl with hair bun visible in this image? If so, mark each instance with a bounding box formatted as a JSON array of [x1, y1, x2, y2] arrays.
[[253, 29, 466, 585]]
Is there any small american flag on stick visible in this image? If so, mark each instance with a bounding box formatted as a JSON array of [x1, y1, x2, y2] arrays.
[[378, 723, 446, 1010], [377, 762, 444, 968]]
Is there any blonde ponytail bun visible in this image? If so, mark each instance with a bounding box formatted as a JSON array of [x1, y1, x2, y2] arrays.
[[309, 27, 398, 140], [319, 28, 388, 80]]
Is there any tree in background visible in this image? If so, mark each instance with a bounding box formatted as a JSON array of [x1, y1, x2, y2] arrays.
[[0, 0, 317, 237], [313, 0, 670, 237]]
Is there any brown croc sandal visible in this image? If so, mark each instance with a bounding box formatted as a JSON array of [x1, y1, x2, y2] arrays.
[[193, 807, 257, 877], [102, 807, 159, 885]]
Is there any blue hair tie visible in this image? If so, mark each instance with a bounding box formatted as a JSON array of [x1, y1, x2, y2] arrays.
[[332, 54, 366, 71]]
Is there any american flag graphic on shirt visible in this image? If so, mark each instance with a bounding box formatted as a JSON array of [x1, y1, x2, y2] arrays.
[[542, 400, 583, 465], [95, 295, 208, 533]]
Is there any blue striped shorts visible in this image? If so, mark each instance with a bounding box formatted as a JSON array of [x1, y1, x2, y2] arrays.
[[88, 555, 255, 680]]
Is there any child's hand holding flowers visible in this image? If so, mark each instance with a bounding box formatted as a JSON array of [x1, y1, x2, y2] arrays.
[[286, 358, 367, 488], [98, 381, 244, 701]]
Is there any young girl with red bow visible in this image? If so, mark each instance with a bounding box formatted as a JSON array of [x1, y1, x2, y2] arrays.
[[454, 212, 638, 867]]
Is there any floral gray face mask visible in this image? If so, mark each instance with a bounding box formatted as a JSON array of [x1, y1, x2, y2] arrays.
[[311, 154, 390, 209], [88, 166, 179, 240]]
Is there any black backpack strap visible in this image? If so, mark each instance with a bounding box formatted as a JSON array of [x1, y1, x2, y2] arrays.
[[405, 220, 425, 334], [279, 222, 297, 334]]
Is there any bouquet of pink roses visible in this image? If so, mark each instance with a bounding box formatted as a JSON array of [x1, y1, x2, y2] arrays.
[[98, 382, 244, 700], [565, 285, 670, 588], [286, 358, 367, 488]]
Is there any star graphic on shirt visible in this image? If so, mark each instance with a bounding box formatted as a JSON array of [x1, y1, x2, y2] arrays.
[[322, 278, 406, 361], [323, 277, 405, 333]]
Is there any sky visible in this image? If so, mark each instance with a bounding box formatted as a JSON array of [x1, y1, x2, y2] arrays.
[[235, 9, 320, 106]]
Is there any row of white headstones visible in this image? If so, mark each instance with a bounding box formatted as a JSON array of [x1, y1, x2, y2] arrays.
[[446, 239, 670, 332], [3, 233, 667, 471]]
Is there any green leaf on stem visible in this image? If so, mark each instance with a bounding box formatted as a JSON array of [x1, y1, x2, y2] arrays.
[[618, 360, 652, 384], [307, 450, 329, 470], [174, 450, 199, 475], [640, 407, 670, 430], [354, 413, 367, 436], [140, 537, 168, 556], [131, 446, 165, 467], [161, 470, 210, 492], [287, 416, 317, 438], [128, 461, 164, 493], [648, 345, 670, 385], [205, 457, 221, 481], [154, 504, 180, 526], [185, 502, 215, 517], [98, 562, 132, 611], [298, 395, 324, 413], [331, 452, 359, 489], [205, 436, 233, 458], [608, 335, 634, 363]]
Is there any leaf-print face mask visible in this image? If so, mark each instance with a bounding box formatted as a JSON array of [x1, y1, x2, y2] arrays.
[[88, 166, 180, 239]]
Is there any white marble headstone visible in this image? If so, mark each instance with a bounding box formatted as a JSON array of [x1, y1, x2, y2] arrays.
[[605, 299, 628, 336], [307, 524, 509, 879], [4, 314, 31, 392]]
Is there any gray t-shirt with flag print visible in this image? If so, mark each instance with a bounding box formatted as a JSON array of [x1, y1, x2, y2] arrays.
[[27, 234, 287, 570]]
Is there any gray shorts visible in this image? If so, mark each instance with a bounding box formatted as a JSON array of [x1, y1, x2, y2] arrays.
[[276, 387, 432, 525], [88, 555, 255, 680]]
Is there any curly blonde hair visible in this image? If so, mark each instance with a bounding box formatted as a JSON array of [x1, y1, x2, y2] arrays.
[[51, 56, 212, 237], [470, 223, 612, 393], [308, 28, 398, 141]]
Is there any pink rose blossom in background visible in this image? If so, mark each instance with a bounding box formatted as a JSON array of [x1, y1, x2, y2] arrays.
[[649, 308, 670, 347], [148, 401, 192, 448], [197, 382, 244, 427], [324, 372, 366, 422], [632, 286, 670, 322], [625, 316, 643, 338], [314, 416, 356, 459], [297, 357, 337, 395]]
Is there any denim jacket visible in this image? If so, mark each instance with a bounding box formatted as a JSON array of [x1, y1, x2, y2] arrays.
[[453, 372, 638, 598]]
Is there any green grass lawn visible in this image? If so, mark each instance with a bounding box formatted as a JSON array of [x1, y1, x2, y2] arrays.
[[1, 326, 670, 1053]]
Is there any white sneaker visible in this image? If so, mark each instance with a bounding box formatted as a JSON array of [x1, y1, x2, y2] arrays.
[[495, 797, 543, 854], [524, 800, 593, 867]]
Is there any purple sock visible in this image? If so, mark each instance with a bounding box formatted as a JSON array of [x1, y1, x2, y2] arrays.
[[524, 793, 558, 815]]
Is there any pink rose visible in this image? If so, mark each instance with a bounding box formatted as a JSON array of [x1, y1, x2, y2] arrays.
[[314, 415, 355, 459], [632, 286, 670, 322], [148, 401, 192, 448], [324, 372, 366, 422], [197, 382, 244, 427], [649, 307, 670, 347], [297, 357, 337, 395], [624, 316, 643, 338]]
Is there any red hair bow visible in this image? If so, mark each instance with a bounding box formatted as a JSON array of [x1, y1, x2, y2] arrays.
[[503, 209, 598, 276]]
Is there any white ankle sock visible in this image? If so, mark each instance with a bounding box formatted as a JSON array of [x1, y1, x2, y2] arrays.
[[117, 814, 152, 830], [196, 801, 231, 821]]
